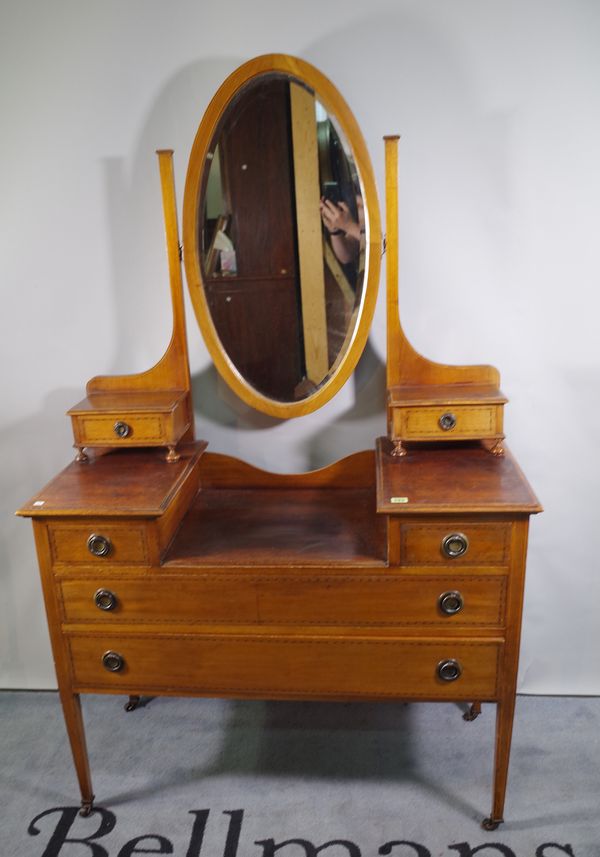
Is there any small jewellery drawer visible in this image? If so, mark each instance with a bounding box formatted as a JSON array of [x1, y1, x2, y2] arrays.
[[395, 405, 501, 440], [68, 633, 501, 700], [60, 576, 256, 624], [399, 523, 510, 565], [74, 414, 165, 445], [48, 523, 150, 565], [59, 574, 506, 628]]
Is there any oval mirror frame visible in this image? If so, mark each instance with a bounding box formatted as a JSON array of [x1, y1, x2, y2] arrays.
[[182, 54, 381, 418]]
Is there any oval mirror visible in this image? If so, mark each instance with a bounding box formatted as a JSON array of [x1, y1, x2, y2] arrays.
[[183, 55, 381, 418]]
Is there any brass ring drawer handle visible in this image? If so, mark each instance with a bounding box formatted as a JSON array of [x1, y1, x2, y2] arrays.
[[441, 532, 469, 558], [87, 534, 112, 558], [439, 590, 464, 615], [113, 420, 131, 438], [102, 651, 125, 672], [437, 659, 462, 682], [94, 589, 117, 611], [439, 411, 457, 431]]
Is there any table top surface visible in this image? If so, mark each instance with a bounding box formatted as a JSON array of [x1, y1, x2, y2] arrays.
[[376, 438, 542, 515], [17, 438, 542, 520], [17, 442, 206, 517]]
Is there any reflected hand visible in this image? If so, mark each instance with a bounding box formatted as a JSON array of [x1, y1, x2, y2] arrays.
[[319, 199, 360, 241]]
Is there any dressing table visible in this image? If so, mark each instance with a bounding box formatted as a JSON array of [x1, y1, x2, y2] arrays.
[[18, 54, 541, 831]]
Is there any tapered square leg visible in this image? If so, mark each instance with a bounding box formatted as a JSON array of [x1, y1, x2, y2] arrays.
[[58, 690, 94, 816]]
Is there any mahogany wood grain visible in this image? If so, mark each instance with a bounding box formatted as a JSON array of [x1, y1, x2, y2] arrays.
[[67, 632, 502, 701], [198, 449, 375, 490], [59, 571, 507, 629], [17, 443, 206, 518], [48, 521, 150, 566], [166, 487, 386, 566], [376, 438, 542, 515], [399, 522, 510, 565]]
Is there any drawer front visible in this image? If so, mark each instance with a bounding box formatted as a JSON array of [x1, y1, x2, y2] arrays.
[[68, 633, 501, 700], [59, 573, 506, 628], [60, 576, 256, 624], [396, 405, 500, 440], [400, 523, 510, 565], [75, 414, 165, 445], [49, 523, 150, 565], [256, 574, 506, 627]]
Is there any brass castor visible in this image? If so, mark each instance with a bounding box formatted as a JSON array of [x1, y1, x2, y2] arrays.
[[79, 797, 95, 817], [125, 695, 141, 712], [481, 817, 503, 831], [463, 702, 482, 722]]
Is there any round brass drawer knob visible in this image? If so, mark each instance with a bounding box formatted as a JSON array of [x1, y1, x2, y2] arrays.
[[439, 412, 457, 431], [439, 590, 464, 615], [441, 532, 469, 558], [113, 420, 131, 438], [437, 659, 462, 681], [87, 534, 112, 558], [94, 589, 117, 611], [102, 651, 124, 673]]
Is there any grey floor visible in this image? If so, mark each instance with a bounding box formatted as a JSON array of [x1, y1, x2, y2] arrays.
[[1, 692, 599, 856]]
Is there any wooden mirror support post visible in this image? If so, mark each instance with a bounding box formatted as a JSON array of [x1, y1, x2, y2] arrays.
[[384, 135, 507, 457], [67, 151, 194, 463]]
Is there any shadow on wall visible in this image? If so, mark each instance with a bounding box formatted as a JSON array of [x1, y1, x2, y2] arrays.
[[1, 388, 84, 688]]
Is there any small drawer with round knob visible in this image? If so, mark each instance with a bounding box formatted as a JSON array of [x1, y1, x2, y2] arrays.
[[393, 404, 502, 441], [399, 522, 510, 565], [70, 413, 163, 445], [48, 522, 149, 566], [67, 392, 191, 456]]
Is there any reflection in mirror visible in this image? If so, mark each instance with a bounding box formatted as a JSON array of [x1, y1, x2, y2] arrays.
[[199, 74, 366, 403]]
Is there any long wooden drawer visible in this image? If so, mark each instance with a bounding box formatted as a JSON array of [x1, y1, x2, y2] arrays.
[[68, 632, 501, 700], [399, 522, 510, 565], [48, 523, 151, 565], [59, 572, 506, 628]]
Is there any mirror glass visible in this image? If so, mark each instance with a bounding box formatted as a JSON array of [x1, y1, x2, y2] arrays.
[[197, 74, 367, 403]]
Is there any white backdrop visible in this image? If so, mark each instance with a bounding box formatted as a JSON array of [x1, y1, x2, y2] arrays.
[[2, 0, 599, 693]]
